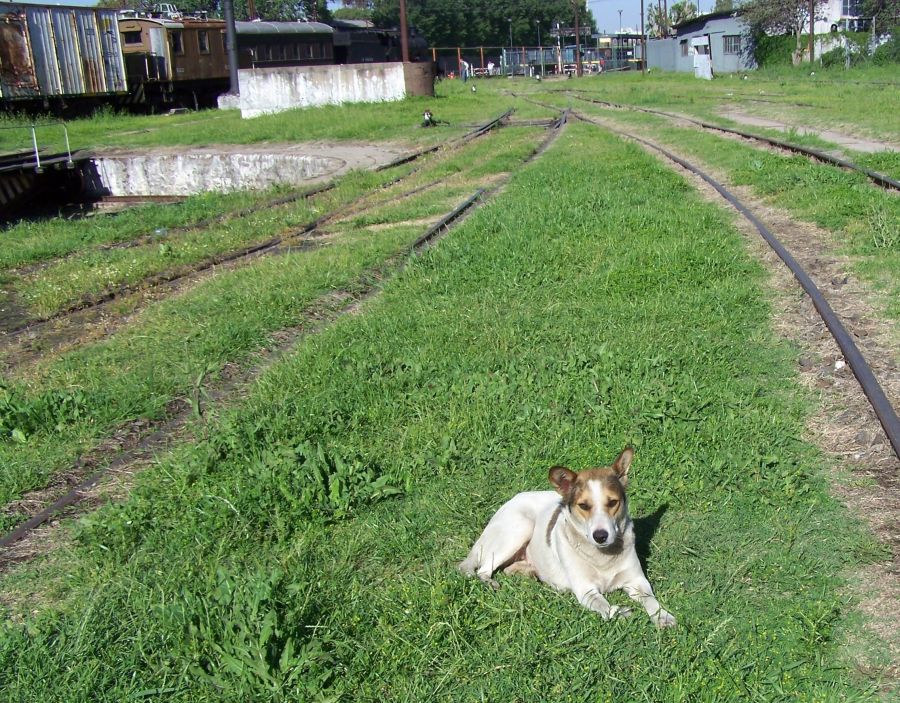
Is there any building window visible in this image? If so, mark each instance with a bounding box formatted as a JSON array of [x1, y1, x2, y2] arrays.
[[680, 39, 688, 56], [170, 30, 184, 55], [842, 0, 861, 15], [723, 35, 741, 54], [123, 30, 142, 45], [198, 30, 209, 54]]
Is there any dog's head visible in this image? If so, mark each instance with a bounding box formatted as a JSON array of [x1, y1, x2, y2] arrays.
[[548, 447, 633, 549]]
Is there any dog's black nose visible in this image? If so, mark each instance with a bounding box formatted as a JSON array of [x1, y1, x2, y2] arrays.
[[592, 529, 609, 544]]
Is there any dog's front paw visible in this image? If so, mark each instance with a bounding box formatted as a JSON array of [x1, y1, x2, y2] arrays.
[[606, 605, 633, 620], [652, 609, 677, 629]]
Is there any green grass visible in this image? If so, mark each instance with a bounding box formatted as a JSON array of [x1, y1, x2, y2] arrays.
[[0, 123, 884, 701], [0, 187, 306, 271], [8, 126, 541, 319], [544, 67, 900, 144], [571, 104, 900, 327], [0, 81, 556, 154], [0, 126, 546, 520]]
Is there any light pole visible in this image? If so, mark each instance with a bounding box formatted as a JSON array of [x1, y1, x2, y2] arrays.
[[508, 18, 514, 75], [618, 9, 623, 66], [536, 20, 544, 77]]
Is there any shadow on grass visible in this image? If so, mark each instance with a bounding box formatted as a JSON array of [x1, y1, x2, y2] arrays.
[[634, 502, 669, 572]]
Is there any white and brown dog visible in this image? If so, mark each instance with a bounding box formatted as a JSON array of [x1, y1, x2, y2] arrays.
[[459, 447, 676, 628]]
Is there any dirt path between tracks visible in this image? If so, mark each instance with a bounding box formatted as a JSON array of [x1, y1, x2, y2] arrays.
[[718, 108, 900, 154]]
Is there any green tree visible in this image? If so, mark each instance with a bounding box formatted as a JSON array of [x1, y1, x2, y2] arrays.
[[742, 0, 827, 62], [334, 6, 374, 20], [646, 0, 696, 37], [371, 0, 595, 47]]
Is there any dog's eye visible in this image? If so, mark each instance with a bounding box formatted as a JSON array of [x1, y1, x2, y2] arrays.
[[577, 502, 591, 511], [607, 499, 619, 508]]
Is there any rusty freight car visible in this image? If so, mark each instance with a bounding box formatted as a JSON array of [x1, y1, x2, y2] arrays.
[[0, 3, 126, 110], [118, 13, 229, 108]]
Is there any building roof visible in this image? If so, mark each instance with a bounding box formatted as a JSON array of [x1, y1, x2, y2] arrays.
[[672, 9, 741, 32], [234, 20, 333, 35]]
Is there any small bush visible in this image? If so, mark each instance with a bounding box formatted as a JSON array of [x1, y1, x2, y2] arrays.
[[872, 28, 900, 64], [753, 33, 795, 66]]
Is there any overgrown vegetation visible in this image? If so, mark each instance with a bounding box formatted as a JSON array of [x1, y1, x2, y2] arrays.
[[0, 75, 895, 701]]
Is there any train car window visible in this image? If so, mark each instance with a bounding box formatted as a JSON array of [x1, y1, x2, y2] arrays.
[[198, 30, 210, 54], [290, 44, 300, 59], [123, 30, 143, 45], [171, 30, 184, 55]]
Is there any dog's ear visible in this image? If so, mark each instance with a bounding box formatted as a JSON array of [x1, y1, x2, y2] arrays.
[[612, 446, 634, 486], [549, 466, 576, 496]]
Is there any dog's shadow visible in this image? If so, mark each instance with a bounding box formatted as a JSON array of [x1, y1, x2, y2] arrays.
[[633, 503, 669, 573]]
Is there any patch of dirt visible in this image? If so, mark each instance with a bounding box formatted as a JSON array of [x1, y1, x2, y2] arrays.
[[608, 121, 900, 690], [718, 108, 900, 154], [366, 217, 440, 232]]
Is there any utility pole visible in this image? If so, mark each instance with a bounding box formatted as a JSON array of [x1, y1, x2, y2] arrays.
[[640, 0, 646, 74], [399, 0, 410, 62], [537, 20, 544, 77], [223, 0, 239, 95], [618, 9, 623, 32], [574, 0, 582, 76], [808, 0, 815, 63]]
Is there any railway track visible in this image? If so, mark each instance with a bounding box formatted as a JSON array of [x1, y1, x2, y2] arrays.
[[0, 109, 568, 560], [564, 92, 900, 192], [570, 109, 900, 461], [1, 110, 517, 344]]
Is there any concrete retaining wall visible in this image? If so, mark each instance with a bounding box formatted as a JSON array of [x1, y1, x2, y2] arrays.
[[228, 61, 435, 118], [237, 62, 407, 118]]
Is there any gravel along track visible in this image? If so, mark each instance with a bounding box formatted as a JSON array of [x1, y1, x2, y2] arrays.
[[0, 110, 569, 566]]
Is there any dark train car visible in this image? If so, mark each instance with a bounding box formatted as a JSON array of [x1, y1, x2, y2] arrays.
[[0, 3, 126, 109], [118, 14, 229, 108], [330, 19, 429, 64], [235, 21, 334, 69]]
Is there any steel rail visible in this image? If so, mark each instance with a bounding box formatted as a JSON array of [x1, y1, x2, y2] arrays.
[[568, 93, 900, 192], [573, 111, 900, 460]]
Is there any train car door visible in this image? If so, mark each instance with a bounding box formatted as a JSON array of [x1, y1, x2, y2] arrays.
[[97, 10, 126, 92], [74, 9, 105, 94], [148, 26, 170, 80]]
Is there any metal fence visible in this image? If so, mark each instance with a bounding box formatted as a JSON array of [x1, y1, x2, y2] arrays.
[[430, 39, 642, 79]]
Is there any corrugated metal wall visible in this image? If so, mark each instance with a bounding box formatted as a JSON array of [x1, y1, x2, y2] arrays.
[[0, 4, 127, 101]]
